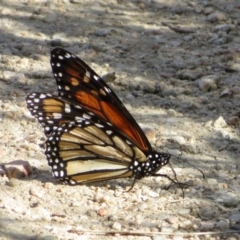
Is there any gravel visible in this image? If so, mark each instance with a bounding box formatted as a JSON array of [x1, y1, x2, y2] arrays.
[[1, 0, 240, 239]]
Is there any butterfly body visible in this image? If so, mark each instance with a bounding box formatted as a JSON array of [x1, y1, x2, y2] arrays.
[[26, 48, 171, 187]]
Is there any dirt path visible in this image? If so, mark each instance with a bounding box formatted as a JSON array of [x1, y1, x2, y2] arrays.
[[1, 0, 240, 239]]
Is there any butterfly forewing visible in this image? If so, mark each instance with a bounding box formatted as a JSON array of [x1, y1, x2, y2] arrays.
[[50, 48, 151, 152], [26, 92, 85, 136]]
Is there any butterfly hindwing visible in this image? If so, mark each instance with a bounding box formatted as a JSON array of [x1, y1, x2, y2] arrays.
[[45, 118, 147, 185]]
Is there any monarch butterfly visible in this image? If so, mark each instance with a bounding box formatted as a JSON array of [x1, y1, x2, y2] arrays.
[[26, 48, 179, 188]]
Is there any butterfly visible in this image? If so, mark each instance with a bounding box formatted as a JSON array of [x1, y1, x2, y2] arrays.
[[26, 48, 179, 188]]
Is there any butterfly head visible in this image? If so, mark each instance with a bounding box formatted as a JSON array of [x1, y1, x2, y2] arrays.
[[130, 151, 171, 179]]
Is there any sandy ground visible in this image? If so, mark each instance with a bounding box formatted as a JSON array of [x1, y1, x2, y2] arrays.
[[1, 0, 240, 239]]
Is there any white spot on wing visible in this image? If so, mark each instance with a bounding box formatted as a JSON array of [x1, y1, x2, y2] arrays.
[[75, 116, 83, 121], [95, 123, 104, 128], [39, 94, 46, 99], [60, 170, 64, 177], [65, 53, 71, 58], [106, 130, 112, 135], [65, 103, 71, 113], [53, 113, 62, 119], [104, 86, 111, 93], [75, 105, 81, 109], [83, 113, 91, 119], [94, 75, 99, 81], [86, 71, 90, 78]]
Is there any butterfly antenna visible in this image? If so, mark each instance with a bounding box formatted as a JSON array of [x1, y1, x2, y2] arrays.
[[176, 156, 205, 179]]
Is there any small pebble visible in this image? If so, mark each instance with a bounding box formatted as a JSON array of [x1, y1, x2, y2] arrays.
[[178, 208, 191, 216], [2, 160, 32, 180], [227, 116, 239, 126], [29, 187, 45, 199], [213, 116, 227, 128], [94, 29, 111, 37], [112, 222, 121, 230], [215, 219, 229, 230], [97, 207, 108, 217], [220, 88, 232, 97], [207, 11, 226, 23], [198, 75, 218, 92]]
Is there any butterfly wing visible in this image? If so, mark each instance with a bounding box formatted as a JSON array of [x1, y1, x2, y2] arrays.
[[50, 48, 151, 152], [27, 93, 148, 184], [26, 93, 83, 136], [46, 119, 144, 185]]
